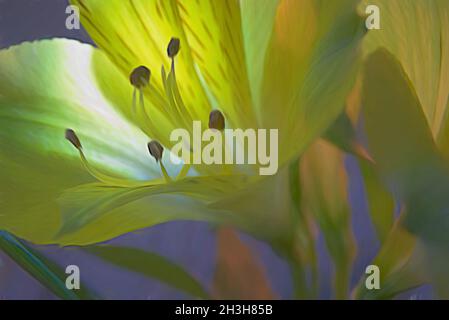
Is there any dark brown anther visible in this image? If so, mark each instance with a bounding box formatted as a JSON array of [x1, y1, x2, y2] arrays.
[[130, 66, 151, 88], [65, 129, 82, 149], [167, 37, 180, 58], [209, 110, 225, 131], [147, 141, 164, 162]]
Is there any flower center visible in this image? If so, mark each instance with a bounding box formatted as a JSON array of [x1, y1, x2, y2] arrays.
[[66, 37, 228, 185]]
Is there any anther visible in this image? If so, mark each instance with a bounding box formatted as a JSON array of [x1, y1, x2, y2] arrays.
[[209, 110, 225, 130], [167, 37, 180, 59], [65, 129, 82, 149], [147, 140, 164, 162], [130, 66, 151, 88]]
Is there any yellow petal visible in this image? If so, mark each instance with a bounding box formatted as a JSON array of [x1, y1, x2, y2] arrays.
[[176, 0, 257, 128], [71, 0, 212, 132]]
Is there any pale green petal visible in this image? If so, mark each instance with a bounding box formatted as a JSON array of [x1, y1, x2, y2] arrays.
[[362, 0, 449, 140], [208, 169, 292, 242], [56, 175, 250, 246], [259, 0, 365, 163], [0, 39, 160, 244], [0, 39, 159, 179]]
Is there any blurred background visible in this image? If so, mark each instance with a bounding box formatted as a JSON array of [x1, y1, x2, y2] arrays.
[[0, 0, 434, 299]]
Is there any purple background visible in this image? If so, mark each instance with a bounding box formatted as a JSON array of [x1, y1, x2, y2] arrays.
[[0, 0, 433, 300]]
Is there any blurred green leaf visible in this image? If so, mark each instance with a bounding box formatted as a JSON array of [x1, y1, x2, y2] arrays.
[[85, 245, 208, 299], [0, 230, 94, 299], [288, 159, 318, 299], [362, 0, 449, 140], [353, 224, 426, 300], [300, 140, 356, 299], [363, 49, 449, 245], [360, 49, 449, 298], [359, 161, 395, 243], [324, 111, 372, 162]]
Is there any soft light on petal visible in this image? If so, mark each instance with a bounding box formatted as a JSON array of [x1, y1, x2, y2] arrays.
[[0, 39, 162, 244]]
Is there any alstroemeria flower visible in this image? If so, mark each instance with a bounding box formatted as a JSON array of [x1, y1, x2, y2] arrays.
[[0, 0, 365, 246]]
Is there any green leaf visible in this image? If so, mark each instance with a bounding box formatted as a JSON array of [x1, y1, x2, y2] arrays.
[[85, 245, 209, 299], [0, 230, 95, 299]]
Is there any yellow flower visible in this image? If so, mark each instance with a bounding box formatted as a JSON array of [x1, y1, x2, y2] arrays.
[[0, 0, 365, 246]]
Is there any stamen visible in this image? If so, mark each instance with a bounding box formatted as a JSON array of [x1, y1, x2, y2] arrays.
[[130, 66, 154, 130], [147, 141, 172, 182], [207, 112, 232, 175], [167, 37, 180, 59], [167, 37, 181, 73], [209, 110, 225, 130], [139, 88, 146, 116], [147, 141, 164, 162], [130, 66, 151, 89], [65, 129, 82, 149], [65, 129, 146, 187], [161, 63, 195, 130]]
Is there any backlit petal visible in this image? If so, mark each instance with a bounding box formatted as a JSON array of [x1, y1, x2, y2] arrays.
[[0, 39, 161, 243]]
